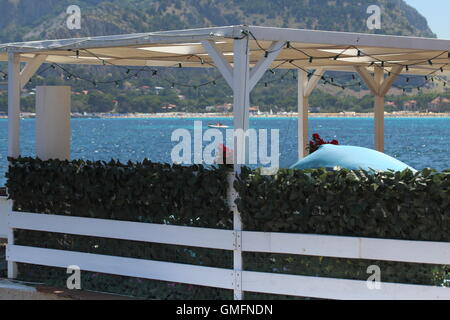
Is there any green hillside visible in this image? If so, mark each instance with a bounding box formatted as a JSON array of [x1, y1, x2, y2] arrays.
[[0, 0, 435, 42], [0, 0, 447, 114]]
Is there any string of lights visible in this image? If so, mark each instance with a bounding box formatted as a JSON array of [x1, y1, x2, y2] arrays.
[[348, 46, 449, 91], [249, 31, 449, 91], [78, 48, 221, 89], [0, 31, 448, 93], [252, 35, 449, 92]]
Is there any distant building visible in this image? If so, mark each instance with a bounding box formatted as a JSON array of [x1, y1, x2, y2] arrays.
[[154, 87, 165, 95], [385, 101, 396, 108], [403, 100, 417, 111], [161, 103, 177, 111], [249, 106, 260, 113], [428, 97, 450, 112], [139, 85, 152, 93], [214, 103, 233, 112]]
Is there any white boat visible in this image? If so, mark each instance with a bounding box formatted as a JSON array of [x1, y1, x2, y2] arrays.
[[208, 123, 229, 129]]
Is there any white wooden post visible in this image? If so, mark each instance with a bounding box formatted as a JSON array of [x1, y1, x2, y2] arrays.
[[6, 205, 17, 279], [355, 65, 402, 153], [298, 68, 325, 159], [374, 67, 385, 152], [7, 52, 21, 279], [232, 38, 251, 171], [203, 35, 284, 300], [298, 69, 308, 159], [230, 37, 251, 300], [20, 55, 47, 90], [8, 53, 21, 159]]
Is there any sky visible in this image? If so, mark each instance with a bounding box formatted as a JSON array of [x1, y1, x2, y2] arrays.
[[404, 0, 450, 39]]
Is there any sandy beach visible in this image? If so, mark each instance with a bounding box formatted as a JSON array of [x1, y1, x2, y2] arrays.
[[1, 112, 449, 120], [98, 112, 450, 119]]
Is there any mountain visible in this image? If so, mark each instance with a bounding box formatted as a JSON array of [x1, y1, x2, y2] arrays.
[[0, 0, 436, 43], [1, 0, 446, 115]]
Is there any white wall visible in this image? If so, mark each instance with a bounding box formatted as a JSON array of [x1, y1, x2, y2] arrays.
[[36, 86, 71, 160]]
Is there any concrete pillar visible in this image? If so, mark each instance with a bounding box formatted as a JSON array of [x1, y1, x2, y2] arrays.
[[36, 86, 71, 160]]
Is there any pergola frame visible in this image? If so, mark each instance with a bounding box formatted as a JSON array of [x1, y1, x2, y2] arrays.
[[2, 25, 450, 160], [1, 24, 450, 296]]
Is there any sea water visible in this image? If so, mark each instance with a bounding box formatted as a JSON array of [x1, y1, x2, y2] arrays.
[[0, 117, 448, 186]]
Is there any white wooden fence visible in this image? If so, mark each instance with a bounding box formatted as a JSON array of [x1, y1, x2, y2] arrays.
[[5, 210, 450, 300]]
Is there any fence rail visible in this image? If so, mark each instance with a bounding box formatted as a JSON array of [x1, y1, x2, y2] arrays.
[[6, 210, 450, 300]]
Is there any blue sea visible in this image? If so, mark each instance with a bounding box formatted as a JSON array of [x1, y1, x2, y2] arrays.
[[0, 117, 449, 186]]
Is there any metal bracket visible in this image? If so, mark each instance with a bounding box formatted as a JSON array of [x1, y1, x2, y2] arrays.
[[233, 270, 242, 299], [232, 231, 242, 251]]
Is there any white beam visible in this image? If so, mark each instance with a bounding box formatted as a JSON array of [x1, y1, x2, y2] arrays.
[[249, 41, 285, 91], [20, 54, 47, 90], [298, 69, 309, 159], [246, 26, 450, 52], [354, 66, 378, 96], [379, 65, 403, 96], [201, 40, 233, 88], [8, 53, 21, 159], [304, 68, 326, 97]]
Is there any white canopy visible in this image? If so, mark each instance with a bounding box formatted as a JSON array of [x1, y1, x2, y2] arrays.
[[0, 25, 449, 75], [2, 25, 450, 162]]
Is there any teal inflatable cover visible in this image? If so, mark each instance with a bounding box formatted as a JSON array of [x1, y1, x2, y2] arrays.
[[290, 144, 416, 172]]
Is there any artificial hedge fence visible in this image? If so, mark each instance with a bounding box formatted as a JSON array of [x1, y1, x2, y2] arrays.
[[235, 167, 449, 288], [5, 157, 450, 299], [7, 157, 233, 299], [7, 157, 231, 228]]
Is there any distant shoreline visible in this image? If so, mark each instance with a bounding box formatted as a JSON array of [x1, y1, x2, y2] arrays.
[[1, 112, 449, 119], [73, 112, 450, 119]]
